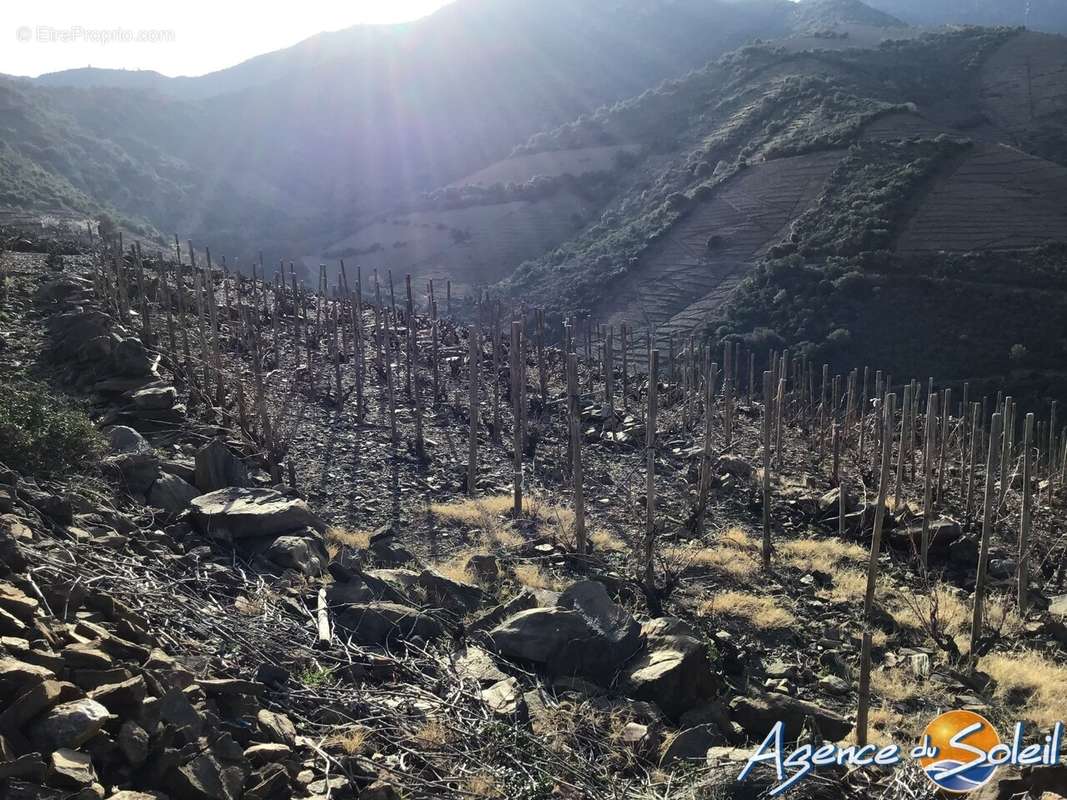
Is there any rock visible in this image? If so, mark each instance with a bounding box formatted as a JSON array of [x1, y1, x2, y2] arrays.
[[730, 693, 851, 742], [106, 793, 169, 800], [0, 679, 81, 731], [148, 474, 201, 515], [0, 657, 55, 701], [193, 440, 250, 493], [106, 426, 152, 455], [1050, 595, 1067, 620], [892, 518, 961, 558], [169, 752, 243, 800], [0, 516, 30, 574], [264, 535, 329, 576], [257, 709, 297, 745], [466, 554, 499, 581], [50, 748, 96, 788], [131, 386, 177, 411], [660, 724, 725, 766], [189, 488, 326, 539], [29, 698, 110, 750], [334, 602, 444, 646], [89, 675, 146, 713], [716, 454, 752, 479], [818, 487, 856, 516], [452, 646, 508, 685], [419, 569, 485, 614], [326, 573, 408, 605], [481, 677, 526, 718], [360, 781, 401, 800], [489, 581, 641, 683], [468, 589, 538, 634], [624, 618, 719, 720], [113, 337, 157, 377], [818, 675, 850, 696], [620, 721, 653, 752], [243, 743, 292, 768], [118, 720, 149, 766]]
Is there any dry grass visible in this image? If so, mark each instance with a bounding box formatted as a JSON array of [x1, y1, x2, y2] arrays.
[[590, 528, 627, 553], [664, 527, 761, 581], [330, 726, 371, 755], [411, 719, 452, 748], [464, 773, 503, 798], [327, 526, 372, 550], [430, 496, 523, 549], [888, 585, 1022, 655], [983, 651, 1067, 728], [778, 537, 867, 574], [431, 548, 482, 585], [699, 590, 795, 630], [869, 667, 923, 704], [513, 563, 565, 592]]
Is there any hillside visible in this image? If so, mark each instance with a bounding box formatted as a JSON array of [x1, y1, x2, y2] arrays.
[[5, 233, 1067, 798], [866, 0, 1067, 32], [1, 0, 832, 264], [485, 27, 1067, 400]]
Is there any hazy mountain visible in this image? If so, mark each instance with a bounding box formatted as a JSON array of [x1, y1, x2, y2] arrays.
[[866, 0, 1067, 32]]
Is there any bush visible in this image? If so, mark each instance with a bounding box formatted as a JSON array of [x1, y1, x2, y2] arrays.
[[0, 383, 104, 477]]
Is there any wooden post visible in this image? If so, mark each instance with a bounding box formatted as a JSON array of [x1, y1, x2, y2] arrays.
[[511, 321, 523, 516], [605, 326, 615, 417], [936, 388, 950, 503], [921, 392, 939, 569], [696, 359, 719, 534], [963, 403, 980, 526], [775, 377, 785, 470], [467, 327, 479, 496], [621, 324, 630, 409], [412, 325, 425, 460], [1049, 401, 1058, 505], [536, 308, 548, 406], [762, 371, 774, 570], [894, 384, 914, 511], [1019, 412, 1034, 614], [831, 422, 840, 487], [998, 396, 1013, 508], [492, 305, 502, 442], [567, 353, 586, 553], [856, 392, 896, 747], [970, 411, 1004, 660], [384, 313, 398, 445], [723, 342, 734, 444], [644, 350, 659, 589]]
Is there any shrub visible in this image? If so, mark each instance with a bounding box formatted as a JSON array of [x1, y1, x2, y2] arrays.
[[0, 382, 104, 477]]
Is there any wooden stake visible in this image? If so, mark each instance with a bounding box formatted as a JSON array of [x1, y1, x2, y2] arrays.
[[857, 392, 896, 747], [921, 392, 938, 568], [467, 327, 479, 496], [1019, 412, 1034, 614], [970, 411, 1004, 661], [511, 321, 523, 516], [644, 350, 659, 589], [762, 370, 774, 570], [567, 353, 586, 554]]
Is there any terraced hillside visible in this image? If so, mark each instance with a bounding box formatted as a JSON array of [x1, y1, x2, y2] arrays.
[[491, 26, 1067, 394]]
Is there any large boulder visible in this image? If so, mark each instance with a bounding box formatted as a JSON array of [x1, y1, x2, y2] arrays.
[[131, 385, 177, 411], [624, 617, 720, 720], [333, 602, 445, 646], [419, 569, 485, 614], [148, 473, 201, 514], [488, 581, 641, 682], [113, 337, 158, 377], [106, 426, 152, 455], [729, 692, 851, 742], [189, 488, 326, 539], [194, 440, 250, 492], [264, 535, 329, 576], [29, 698, 110, 750]]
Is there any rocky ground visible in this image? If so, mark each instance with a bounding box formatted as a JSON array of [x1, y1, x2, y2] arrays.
[[1, 235, 1067, 799]]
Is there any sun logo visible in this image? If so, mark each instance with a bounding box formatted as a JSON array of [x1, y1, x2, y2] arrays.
[[918, 710, 1001, 793]]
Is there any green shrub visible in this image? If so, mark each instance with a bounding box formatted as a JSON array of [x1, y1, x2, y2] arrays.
[[0, 382, 104, 477]]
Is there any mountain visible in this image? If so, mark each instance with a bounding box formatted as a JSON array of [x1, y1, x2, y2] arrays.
[[865, 0, 1067, 33], [4, 0, 845, 262], [476, 27, 1067, 392]]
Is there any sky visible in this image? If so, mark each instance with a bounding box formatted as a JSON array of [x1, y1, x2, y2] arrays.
[[2, 0, 455, 78]]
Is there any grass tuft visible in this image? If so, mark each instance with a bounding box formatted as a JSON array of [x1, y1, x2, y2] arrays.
[[699, 590, 795, 630]]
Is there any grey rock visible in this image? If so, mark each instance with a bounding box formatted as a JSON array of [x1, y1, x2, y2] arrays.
[[193, 440, 250, 493], [729, 692, 851, 742], [624, 621, 719, 719], [113, 337, 158, 377], [334, 602, 445, 646], [190, 488, 326, 539], [264, 535, 329, 576], [131, 386, 177, 411], [148, 473, 201, 514], [106, 426, 151, 455], [481, 677, 526, 718], [660, 724, 725, 766], [419, 568, 485, 613], [29, 698, 110, 750]]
